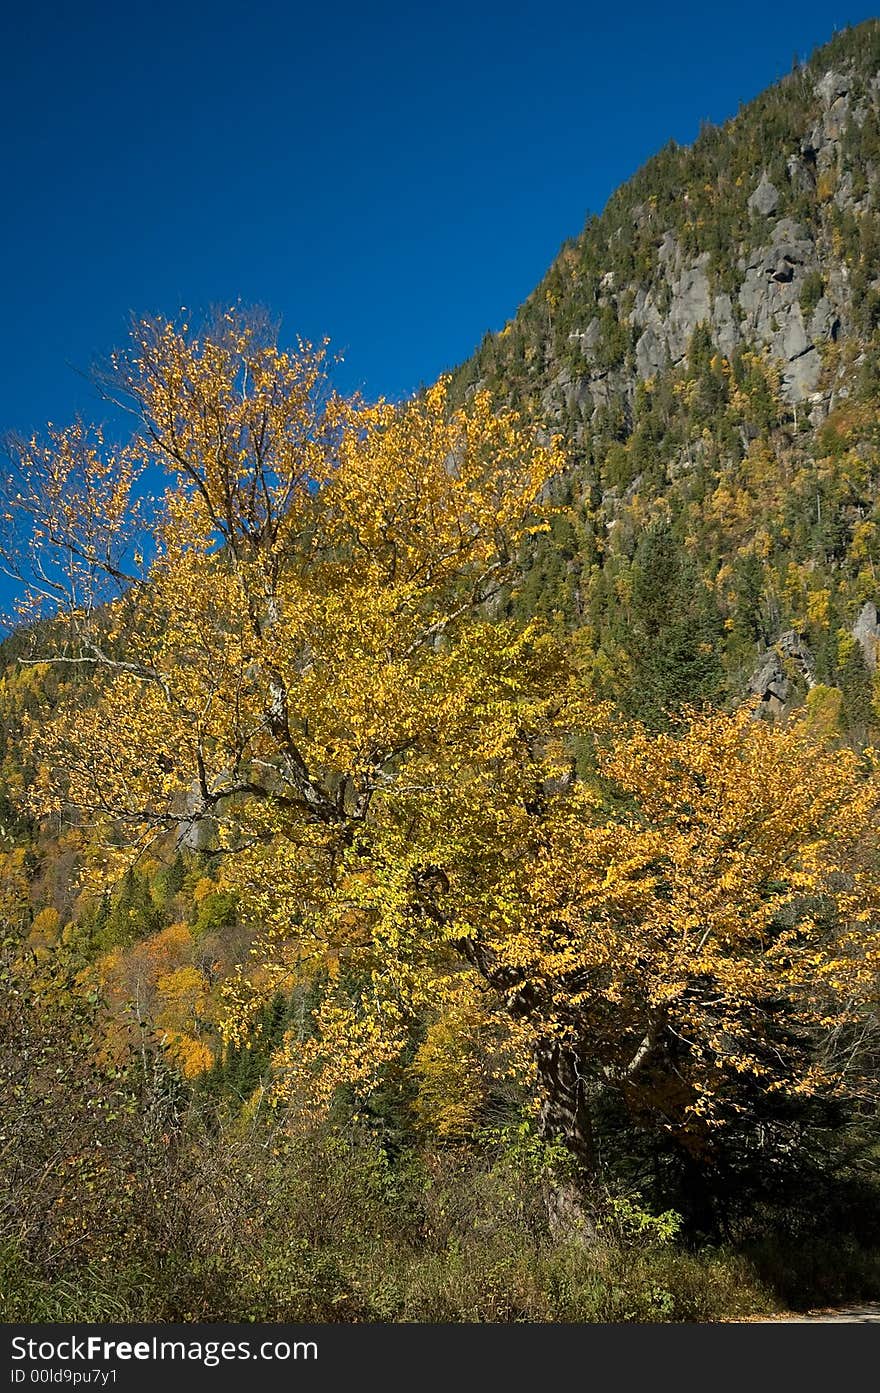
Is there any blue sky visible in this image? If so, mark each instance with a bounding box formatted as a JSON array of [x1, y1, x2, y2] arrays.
[[0, 1, 875, 437]]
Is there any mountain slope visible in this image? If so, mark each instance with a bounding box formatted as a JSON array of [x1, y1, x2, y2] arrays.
[[449, 20, 880, 736]]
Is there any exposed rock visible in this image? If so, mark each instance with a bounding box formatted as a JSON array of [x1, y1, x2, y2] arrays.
[[635, 323, 666, 379], [834, 170, 855, 210], [748, 632, 816, 713], [783, 345, 822, 399], [787, 152, 815, 195], [738, 220, 823, 400], [807, 388, 832, 427], [713, 294, 740, 356], [853, 601, 880, 669], [824, 95, 851, 142], [778, 307, 810, 359], [630, 244, 740, 381], [808, 296, 840, 343], [657, 231, 677, 266], [627, 213, 825, 397], [463, 47, 880, 471], [749, 648, 789, 712], [572, 317, 602, 353], [748, 173, 779, 216], [803, 69, 854, 168], [816, 70, 850, 105], [666, 256, 712, 359], [778, 629, 817, 681]]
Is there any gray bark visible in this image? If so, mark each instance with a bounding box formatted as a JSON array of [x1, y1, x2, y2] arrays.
[[535, 1040, 600, 1243]]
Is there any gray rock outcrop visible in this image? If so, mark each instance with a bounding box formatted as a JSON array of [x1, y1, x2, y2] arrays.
[[627, 216, 833, 402], [738, 219, 823, 400], [853, 601, 880, 669], [748, 631, 816, 713], [748, 173, 779, 216], [491, 56, 878, 435], [631, 239, 740, 382]]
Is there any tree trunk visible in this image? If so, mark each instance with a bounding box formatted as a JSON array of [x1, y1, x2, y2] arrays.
[[535, 1040, 600, 1243]]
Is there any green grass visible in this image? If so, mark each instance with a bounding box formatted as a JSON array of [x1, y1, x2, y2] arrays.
[[6, 1123, 879, 1323]]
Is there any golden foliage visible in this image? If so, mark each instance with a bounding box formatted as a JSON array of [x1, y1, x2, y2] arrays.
[[14, 309, 880, 1154], [26, 906, 61, 950], [411, 982, 500, 1139]]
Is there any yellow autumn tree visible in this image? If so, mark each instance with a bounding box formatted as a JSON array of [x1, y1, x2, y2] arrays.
[[8, 308, 880, 1184], [3, 307, 573, 1100], [258, 701, 880, 1172], [7, 309, 563, 854], [471, 705, 880, 1162]]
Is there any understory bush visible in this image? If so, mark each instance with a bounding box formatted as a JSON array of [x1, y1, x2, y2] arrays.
[[5, 1104, 880, 1323]]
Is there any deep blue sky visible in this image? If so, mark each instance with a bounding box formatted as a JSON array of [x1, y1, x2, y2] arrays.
[[0, 1, 875, 437]]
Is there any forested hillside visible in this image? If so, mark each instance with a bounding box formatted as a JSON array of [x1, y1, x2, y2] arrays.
[[3, 22, 880, 1324], [451, 20, 880, 737]]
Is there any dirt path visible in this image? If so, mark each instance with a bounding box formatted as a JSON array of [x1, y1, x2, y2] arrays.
[[749, 1303, 880, 1322]]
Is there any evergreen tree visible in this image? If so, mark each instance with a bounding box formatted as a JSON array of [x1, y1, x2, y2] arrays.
[[618, 522, 726, 726]]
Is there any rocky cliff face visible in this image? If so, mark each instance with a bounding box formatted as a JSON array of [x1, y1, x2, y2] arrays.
[[452, 24, 880, 437], [629, 214, 834, 401], [626, 63, 875, 406], [449, 22, 880, 735], [552, 62, 880, 431]]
